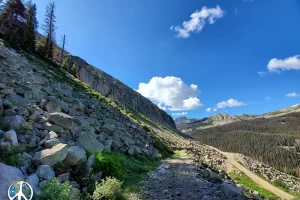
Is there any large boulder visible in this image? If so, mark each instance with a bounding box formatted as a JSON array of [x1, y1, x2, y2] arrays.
[[6, 94, 28, 107], [36, 165, 55, 180], [0, 163, 25, 200], [0, 115, 26, 130], [77, 130, 104, 153], [32, 143, 68, 166], [3, 130, 18, 146], [45, 100, 62, 113], [65, 146, 87, 166], [48, 112, 74, 130]]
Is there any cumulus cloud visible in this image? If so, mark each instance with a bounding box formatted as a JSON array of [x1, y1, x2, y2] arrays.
[[170, 6, 224, 38], [137, 76, 203, 111], [172, 112, 188, 116], [267, 55, 300, 72], [286, 92, 298, 97], [206, 107, 212, 112], [216, 98, 247, 109], [213, 108, 218, 112]]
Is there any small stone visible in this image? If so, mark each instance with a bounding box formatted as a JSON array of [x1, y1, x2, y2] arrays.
[[26, 173, 39, 193], [4, 109, 16, 116], [163, 189, 169, 194], [69, 181, 80, 189], [36, 165, 55, 180], [44, 138, 60, 148], [85, 155, 95, 174]]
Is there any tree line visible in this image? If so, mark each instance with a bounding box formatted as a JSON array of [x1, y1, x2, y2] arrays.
[[0, 0, 66, 63], [187, 112, 300, 177]]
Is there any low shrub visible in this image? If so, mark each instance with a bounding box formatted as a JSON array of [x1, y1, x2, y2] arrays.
[[92, 177, 123, 200], [37, 178, 73, 200]]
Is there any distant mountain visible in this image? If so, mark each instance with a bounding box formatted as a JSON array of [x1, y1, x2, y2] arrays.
[[177, 114, 240, 132], [177, 104, 300, 132], [175, 117, 199, 125]]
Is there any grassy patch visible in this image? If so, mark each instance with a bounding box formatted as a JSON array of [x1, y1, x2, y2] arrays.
[[92, 152, 159, 198], [229, 171, 279, 199], [257, 173, 300, 199], [172, 149, 188, 158], [0, 145, 24, 167]]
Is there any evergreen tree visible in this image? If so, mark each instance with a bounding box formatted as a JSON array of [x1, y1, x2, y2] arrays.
[[0, 0, 25, 41], [42, 2, 56, 59], [23, 0, 38, 51]]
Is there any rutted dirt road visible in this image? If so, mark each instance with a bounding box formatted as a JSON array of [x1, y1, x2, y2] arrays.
[[209, 146, 295, 200]]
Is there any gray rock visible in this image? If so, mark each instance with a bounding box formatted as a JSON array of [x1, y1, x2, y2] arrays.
[[32, 143, 68, 166], [6, 94, 28, 106], [0, 115, 26, 130], [26, 173, 39, 193], [44, 131, 58, 140], [77, 130, 104, 153], [0, 141, 11, 147], [42, 122, 64, 133], [4, 130, 18, 146], [45, 100, 62, 113], [71, 187, 81, 200], [127, 147, 134, 155], [48, 112, 74, 130], [4, 109, 16, 116], [101, 123, 115, 134], [0, 163, 24, 200], [65, 146, 87, 166], [85, 155, 95, 174], [44, 138, 60, 148], [220, 183, 244, 197], [16, 107, 30, 116], [36, 165, 55, 180], [58, 172, 70, 182], [91, 172, 103, 182], [0, 87, 13, 95], [104, 139, 113, 149], [39, 99, 47, 109], [28, 136, 37, 147]]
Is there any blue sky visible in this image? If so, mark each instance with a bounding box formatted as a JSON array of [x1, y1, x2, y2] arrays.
[[31, 0, 300, 119]]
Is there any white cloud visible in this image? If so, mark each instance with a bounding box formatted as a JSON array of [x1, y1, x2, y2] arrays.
[[172, 112, 188, 116], [137, 76, 203, 111], [216, 98, 247, 109], [258, 71, 266, 77], [286, 92, 298, 97], [206, 107, 212, 112], [265, 96, 271, 100], [213, 108, 218, 112], [267, 55, 300, 72], [171, 6, 224, 38]]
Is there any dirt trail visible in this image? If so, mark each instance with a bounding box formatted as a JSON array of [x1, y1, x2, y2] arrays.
[[135, 151, 248, 200], [209, 146, 295, 200]]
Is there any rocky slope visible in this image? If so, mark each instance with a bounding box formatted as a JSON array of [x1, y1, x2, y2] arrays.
[[62, 54, 176, 130], [0, 43, 163, 198]]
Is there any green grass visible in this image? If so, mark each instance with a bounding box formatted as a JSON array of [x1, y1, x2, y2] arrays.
[[92, 152, 159, 198], [229, 171, 279, 200]]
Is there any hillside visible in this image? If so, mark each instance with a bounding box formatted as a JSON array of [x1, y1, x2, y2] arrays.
[[186, 111, 300, 183]]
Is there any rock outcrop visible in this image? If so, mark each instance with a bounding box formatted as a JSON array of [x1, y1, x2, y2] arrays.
[[64, 55, 176, 130]]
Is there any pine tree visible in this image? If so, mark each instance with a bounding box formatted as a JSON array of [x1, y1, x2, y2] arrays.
[[42, 2, 56, 59], [23, 0, 38, 51], [0, 0, 25, 38]]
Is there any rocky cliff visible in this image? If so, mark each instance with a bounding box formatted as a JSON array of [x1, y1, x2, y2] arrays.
[[63, 55, 176, 130]]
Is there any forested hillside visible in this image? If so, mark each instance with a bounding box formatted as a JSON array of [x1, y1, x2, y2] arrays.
[[186, 112, 300, 177]]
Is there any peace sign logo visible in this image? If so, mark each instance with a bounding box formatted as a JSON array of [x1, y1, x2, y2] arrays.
[[8, 181, 33, 200]]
